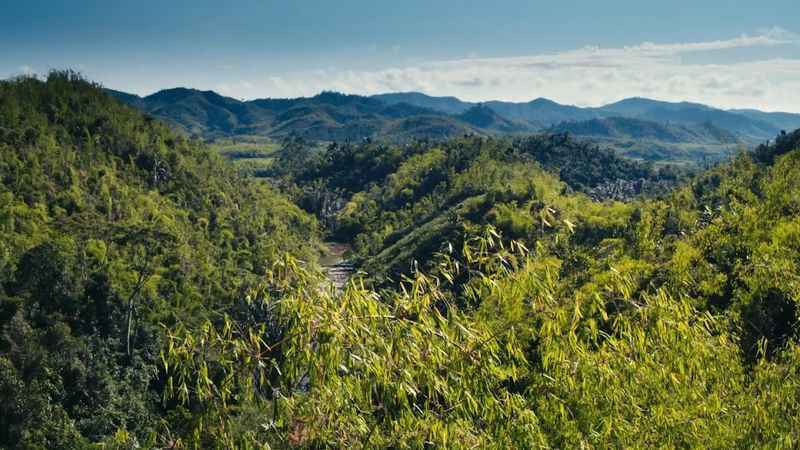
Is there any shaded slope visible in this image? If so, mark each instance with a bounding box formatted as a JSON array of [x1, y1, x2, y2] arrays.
[[548, 116, 738, 143], [371, 91, 473, 114], [456, 104, 528, 133], [598, 97, 779, 140]]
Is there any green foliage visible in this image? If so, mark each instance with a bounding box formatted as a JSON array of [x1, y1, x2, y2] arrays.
[[5, 73, 800, 448], [162, 225, 800, 448], [0, 72, 318, 447]]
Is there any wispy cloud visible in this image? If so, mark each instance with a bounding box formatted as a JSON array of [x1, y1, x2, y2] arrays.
[[214, 27, 800, 112], [623, 28, 797, 55]]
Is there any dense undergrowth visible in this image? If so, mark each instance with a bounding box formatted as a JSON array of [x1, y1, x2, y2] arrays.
[[1, 73, 800, 448]]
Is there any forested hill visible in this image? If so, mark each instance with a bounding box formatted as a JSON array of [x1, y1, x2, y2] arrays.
[[0, 73, 318, 447]]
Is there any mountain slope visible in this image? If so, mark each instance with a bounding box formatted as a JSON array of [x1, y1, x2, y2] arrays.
[[729, 109, 800, 133], [456, 104, 528, 133], [549, 116, 742, 164], [597, 97, 779, 140], [371, 92, 473, 114], [485, 97, 595, 126], [549, 116, 737, 144]]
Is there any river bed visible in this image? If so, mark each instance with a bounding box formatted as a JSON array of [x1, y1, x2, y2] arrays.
[[321, 242, 354, 291]]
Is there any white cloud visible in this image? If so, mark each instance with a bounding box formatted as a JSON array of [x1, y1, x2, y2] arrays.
[[624, 30, 796, 55], [18, 65, 36, 76], [212, 28, 800, 112], [215, 79, 255, 97]]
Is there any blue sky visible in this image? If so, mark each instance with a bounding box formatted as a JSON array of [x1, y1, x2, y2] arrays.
[[3, 0, 800, 111]]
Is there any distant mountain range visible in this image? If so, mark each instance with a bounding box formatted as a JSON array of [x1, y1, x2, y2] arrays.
[[106, 88, 478, 141], [107, 87, 800, 164], [375, 92, 800, 141]]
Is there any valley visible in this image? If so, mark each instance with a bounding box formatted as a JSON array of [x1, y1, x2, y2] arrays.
[[5, 1, 800, 446], [2, 72, 800, 448]]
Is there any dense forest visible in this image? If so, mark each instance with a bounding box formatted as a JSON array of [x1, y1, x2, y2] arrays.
[[270, 131, 682, 285], [2, 73, 800, 448], [0, 73, 319, 448]]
